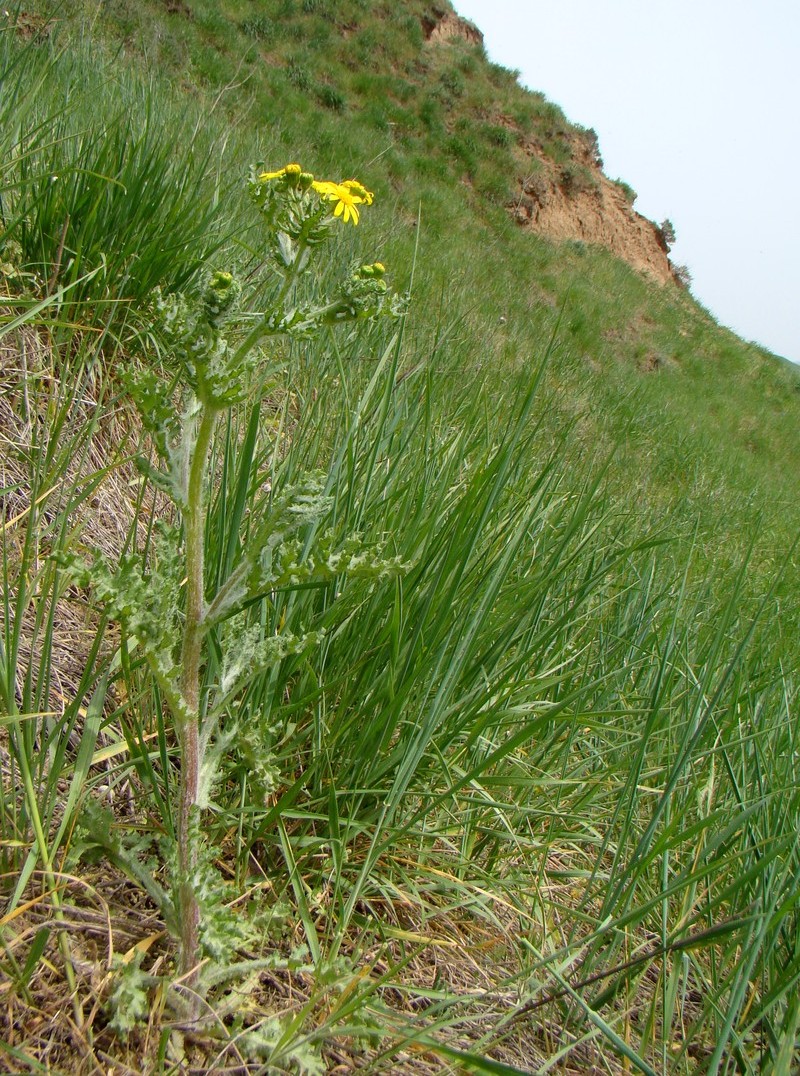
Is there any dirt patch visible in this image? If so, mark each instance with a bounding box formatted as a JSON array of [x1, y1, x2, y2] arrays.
[[511, 135, 675, 284], [423, 10, 484, 47], [162, 0, 193, 16], [639, 350, 679, 373], [4, 9, 52, 40]]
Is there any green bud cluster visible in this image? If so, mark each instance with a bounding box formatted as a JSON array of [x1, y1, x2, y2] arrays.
[[319, 264, 407, 325], [156, 273, 256, 408], [357, 262, 386, 279], [203, 269, 240, 327]]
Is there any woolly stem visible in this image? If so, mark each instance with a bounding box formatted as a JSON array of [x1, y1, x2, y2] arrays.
[[175, 401, 217, 989]]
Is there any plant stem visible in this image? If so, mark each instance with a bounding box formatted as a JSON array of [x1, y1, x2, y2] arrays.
[[229, 248, 307, 369], [176, 401, 217, 985], [274, 248, 304, 309]]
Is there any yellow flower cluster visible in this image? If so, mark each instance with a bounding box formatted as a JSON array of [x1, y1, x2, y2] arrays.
[[258, 164, 374, 226]]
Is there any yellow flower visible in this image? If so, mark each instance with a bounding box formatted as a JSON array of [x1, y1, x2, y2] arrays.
[[332, 188, 361, 224], [311, 177, 374, 225], [341, 179, 374, 206], [310, 180, 340, 198], [259, 163, 302, 182], [311, 181, 359, 224]]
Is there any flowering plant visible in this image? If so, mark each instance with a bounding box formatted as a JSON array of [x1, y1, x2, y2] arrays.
[[64, 165, 406, 1016]]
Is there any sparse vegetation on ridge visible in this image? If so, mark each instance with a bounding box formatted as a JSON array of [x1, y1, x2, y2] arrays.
[[1, 4, 800, 1073]]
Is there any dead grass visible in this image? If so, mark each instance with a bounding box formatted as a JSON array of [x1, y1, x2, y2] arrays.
[[1, 852, 624, 1074], [0, 323, 167, 711]]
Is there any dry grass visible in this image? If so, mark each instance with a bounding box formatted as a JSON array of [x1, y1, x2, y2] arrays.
[[1, 850, 625, 1074], [0, 323, 165, 709]]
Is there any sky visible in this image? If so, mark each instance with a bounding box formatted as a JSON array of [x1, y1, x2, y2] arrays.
[[453, 0, 800, 364]]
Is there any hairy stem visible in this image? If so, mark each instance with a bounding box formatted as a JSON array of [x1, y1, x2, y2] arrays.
[[176, 401, 217, 985]]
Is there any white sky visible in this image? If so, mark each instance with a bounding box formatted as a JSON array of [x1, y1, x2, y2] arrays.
[[454, 0, 800, 364]]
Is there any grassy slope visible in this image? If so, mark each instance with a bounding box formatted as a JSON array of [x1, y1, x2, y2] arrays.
[[1, 3, 800, 1073], [25, 0, 800, 578]]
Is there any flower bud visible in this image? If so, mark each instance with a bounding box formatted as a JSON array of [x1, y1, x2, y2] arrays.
[[298, 171, 315, 191], [210, 270, 233, 289], [357, 263, 387, 280], [204, 270, 240, 323], [283, 163, 302, 188]]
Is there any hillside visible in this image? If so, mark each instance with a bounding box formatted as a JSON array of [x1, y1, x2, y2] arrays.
[[13, 0, 800, 558], [2, 3, 800, 1073]]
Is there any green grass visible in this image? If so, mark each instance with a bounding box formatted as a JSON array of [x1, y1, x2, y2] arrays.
[[0, 28, 230, 333], [0, 4, 799, 1073]]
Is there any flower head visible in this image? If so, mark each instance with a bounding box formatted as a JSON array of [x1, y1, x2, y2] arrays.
[[311, 177, 374, 225], [255, 164, 375, 227], [311, 181, 359, 224], [310, 180, 339, 199], [341, 179, 374, 206]]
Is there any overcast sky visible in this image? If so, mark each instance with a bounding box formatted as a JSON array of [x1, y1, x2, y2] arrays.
[[454, 0, 800, 364]]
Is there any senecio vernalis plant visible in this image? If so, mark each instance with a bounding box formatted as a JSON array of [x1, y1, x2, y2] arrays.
[[64, 164, 405, 1010]]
